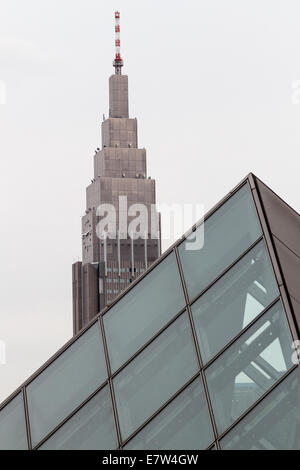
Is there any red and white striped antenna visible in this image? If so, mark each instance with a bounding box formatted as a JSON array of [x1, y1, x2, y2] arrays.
[[113, 11, 123, 74]]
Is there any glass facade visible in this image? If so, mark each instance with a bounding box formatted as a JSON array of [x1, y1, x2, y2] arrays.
[[0, 179, 298, 450], [191, 240, 279, 364], [39, 386, 117, 450], [113, 312, 199, 440], [221, 366, 300, 450], [103, 252, 186, 373], [0, 393, 27, 450], [178, 183, 262, 302], [27, 323, 107, 447], [124, 377, 214, 450], [205, 300, 293, 434]]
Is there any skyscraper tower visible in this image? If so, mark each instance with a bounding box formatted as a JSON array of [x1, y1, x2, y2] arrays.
[[72, 12, 161, 335]]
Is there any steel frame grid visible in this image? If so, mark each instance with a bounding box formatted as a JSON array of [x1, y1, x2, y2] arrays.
[[0, 173, 299, 451], [119, 294, 290, 449], [0, 174, 252, 412]]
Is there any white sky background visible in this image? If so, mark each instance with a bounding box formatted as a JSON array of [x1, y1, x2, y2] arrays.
[[1, 0, 300, 402]]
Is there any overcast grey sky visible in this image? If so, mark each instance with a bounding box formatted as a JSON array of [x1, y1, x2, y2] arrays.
[[1, 0, 300, 402]]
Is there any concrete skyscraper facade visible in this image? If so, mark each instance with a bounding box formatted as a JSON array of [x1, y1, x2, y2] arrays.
[[72, 12, 161, 335]]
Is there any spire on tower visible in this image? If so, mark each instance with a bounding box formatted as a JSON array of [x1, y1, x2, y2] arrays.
[[113, 11, 123, 75]]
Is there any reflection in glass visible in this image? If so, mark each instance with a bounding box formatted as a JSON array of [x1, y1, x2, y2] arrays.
[[40, 386, 117, 450], [205, 301, 293, 434], [0, 393, 28, 450], [104, 252, 186, 373], [192, 240, 278, 364], [178, 184, 262, 301], [124, 377, 214, 450], [113, 312, 199, 440], [221, 366, 300, 450], [27, 323, 107, 447]]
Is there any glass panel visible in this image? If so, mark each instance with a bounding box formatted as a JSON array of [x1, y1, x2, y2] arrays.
[[113, 312, 199, 440], [104, 252, 186, 373], [124, 377, 214, 450], [178, 184, 262, 301], [27, 323, 107, 447], [0, 393, 28, 450], [39, 386, 117, 450], [205, 301, 293, 435], [192, 240, 278, 364], [221, 367, 300, 450]]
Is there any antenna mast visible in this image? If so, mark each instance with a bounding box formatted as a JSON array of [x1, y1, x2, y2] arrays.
[[113, 11, 123, 74]]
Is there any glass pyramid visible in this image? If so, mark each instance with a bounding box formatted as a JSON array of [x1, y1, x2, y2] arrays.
[[1, 173, 299, 450]]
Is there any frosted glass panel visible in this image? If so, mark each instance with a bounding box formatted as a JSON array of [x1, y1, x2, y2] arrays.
[[104, 252, 185, 372], [125, 378, 214, 450], [40, 386, 117, 450], [113, 312, 198, 440], [0, 393, 28, 450], [27, 323, 107, 447], [179, 184, 262, 301]]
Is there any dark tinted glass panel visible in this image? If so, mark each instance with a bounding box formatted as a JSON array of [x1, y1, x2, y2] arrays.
[[124, 377, 214, 450], [104, 252, 186, 373], [0, 394, 27, 450], [192, 240, 278, 364], [178, 184, 262, 301], [27, 323, 107, 447], [40, 386, 117, 450], [221, 367, 300, 450], [113, 312, 199, 440], [205, 301, 293, 434]]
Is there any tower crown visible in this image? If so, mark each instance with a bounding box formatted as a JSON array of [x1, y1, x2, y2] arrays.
[[113, 11, 123, 75]]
